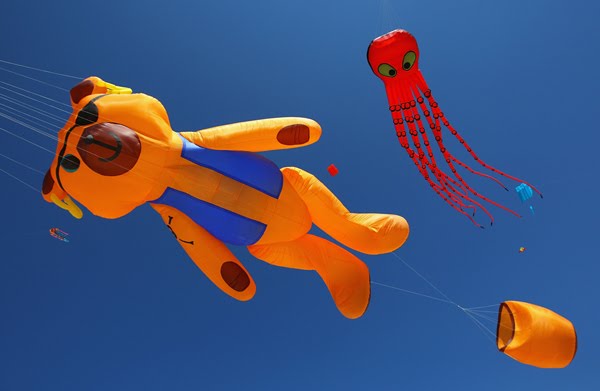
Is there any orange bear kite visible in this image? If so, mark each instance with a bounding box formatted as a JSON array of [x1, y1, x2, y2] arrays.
[[42, 77, 409, 319]]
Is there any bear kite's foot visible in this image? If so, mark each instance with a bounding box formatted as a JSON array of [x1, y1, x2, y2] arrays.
[[281, 167, 409, 254], [152, 203, 256, 301], [249, 234, 370, 319]]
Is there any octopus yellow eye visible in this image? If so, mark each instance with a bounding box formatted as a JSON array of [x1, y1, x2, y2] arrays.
[[402, 51, 416, 71], [378, 63, 397, 77]]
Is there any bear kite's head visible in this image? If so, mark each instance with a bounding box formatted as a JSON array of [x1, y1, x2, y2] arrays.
[[42, 77, 174, 219]]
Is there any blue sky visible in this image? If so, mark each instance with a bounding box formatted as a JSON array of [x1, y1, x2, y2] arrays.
[[1, 0, 599, 389]]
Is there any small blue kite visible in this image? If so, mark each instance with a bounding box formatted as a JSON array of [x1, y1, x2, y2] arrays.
[[515, 183, 534, 203]]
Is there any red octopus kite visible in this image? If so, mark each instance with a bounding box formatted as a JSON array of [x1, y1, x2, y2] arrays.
[[367, 30, 542, 227]]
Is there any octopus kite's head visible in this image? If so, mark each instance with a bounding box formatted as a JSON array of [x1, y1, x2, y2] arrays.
[[42, 76, 174, 219], [367, 29, 420, 82]]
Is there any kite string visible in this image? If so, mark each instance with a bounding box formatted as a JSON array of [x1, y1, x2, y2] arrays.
[[464, 309, 497, 314], [0, 112, 58, 141], [0, 91, 69, 123], [0, 125, 57, 154], [465, 310, 499, 325], [375, 0, 402, 36], [390, 251, 460, 307], [370, 281, 454, 305], [462, 310, 497, 343], [0, 168, 39, 192], [462, 304, 500, 311], [0, 59, 83, 80], [0, 65, 70, 92], [0, 84, 73, 115], [0, 80, 73, 109], [0, 100, 65, 132], [0, 152, 44, 174], [375, 250, 503, 345], [464, 309, 516, 335]]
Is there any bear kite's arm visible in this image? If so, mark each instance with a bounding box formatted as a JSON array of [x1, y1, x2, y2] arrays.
[[179, 117, 321, 152], [151, 203, 256, 301]]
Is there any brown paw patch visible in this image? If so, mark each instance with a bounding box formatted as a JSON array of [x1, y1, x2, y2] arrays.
[[276, 124, 310, 145], [220, 261, 250, 292]]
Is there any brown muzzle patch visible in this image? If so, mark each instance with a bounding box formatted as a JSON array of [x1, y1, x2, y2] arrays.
[[77, 123, 141, 176]]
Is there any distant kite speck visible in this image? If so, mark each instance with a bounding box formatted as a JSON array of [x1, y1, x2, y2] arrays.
[[327, 164, 339, 176]]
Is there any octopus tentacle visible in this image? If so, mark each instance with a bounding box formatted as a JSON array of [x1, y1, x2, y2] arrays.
[[397, 85, 479, 215], [405, 78, 521, 218], [431, 114, 520, 218], [450, 157, 509, 191], [434, 173, 478, 215], [402, 82, 497, 224], [406, 83, 497, 220], [440, 172, 494, 222], [397, 128, 471, 220], [398, 95, 493, 225], [385, 89, 483, 227], [409, 80, 509, 192], [414, 71, 542, 198]]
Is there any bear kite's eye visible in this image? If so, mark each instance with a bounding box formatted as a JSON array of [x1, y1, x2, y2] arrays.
[[60, 154, 80, 173]]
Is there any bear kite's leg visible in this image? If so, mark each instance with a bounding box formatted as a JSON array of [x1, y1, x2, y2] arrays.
[[281, 167, 409, 255], [248, 234, 370, 319], [151, 203, 256, 301]]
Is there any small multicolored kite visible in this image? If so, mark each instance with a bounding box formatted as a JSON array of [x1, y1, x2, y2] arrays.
[[49, 227, 69, 242]]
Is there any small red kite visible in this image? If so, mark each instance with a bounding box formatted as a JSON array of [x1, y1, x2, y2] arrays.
[[327, 164, 339, 176]]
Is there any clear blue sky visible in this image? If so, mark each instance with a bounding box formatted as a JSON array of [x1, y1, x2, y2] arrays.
[[1, 0, 599, 389]]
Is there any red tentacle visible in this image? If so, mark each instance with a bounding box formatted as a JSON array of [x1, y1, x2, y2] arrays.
[[432, 114, 521, 217], [414, 71, 542, 198], [405, 84, 440, 170], [436, 175, 478, 215], [385, 86, 484, 227], [409, 79, 509, 192], [397, 84, 479, 214], [408, 77, 521, 217], [440, 172, 495, 223], [450, 157, 509, 191]]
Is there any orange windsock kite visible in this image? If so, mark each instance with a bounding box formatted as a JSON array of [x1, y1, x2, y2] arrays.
[[497, 301, 577, 368]]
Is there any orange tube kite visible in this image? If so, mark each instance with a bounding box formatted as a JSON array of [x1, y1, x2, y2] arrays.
[[497, 301, 577, 368], [41, 76, 410, 319]]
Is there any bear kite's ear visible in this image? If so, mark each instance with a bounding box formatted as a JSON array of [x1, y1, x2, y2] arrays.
[[70, 77, 132, 106], [70, 78, 96, 105]]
